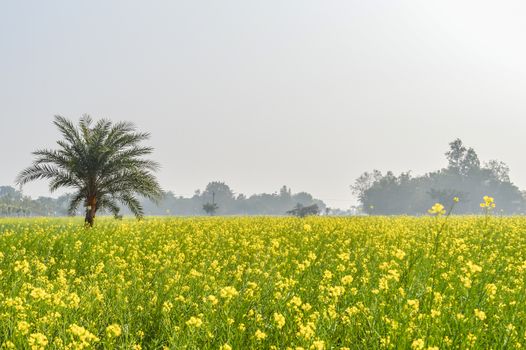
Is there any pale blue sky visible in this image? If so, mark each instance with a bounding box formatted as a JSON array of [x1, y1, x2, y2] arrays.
[[2, 0, 526, 208]]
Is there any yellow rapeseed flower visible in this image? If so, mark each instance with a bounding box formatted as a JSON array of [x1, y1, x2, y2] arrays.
[[220, 286, 239, 299], [28, 333, 48, 350], [485, 283, 497, 300], [407, 299, 419, 312], [297, 322, 316, 340], [68, 324, 100, 344], [106, 324, 122, 338], [290, 296, 302, 307], [411, 339, 425, 350], [255, 329, 267, 341], [273, 312, 286, 329], [311, 340, 325, 350], [17, 320, 30, 335], [2, 341, 15, 349], [428, 203, 446, 216], [474, 309, 486, 321], [341, 275, 354, 285], [186, 316, 203, 328], [480, 196, 496, 209]]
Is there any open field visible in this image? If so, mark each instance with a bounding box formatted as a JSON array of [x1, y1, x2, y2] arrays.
[[1, 216, 526, 349]]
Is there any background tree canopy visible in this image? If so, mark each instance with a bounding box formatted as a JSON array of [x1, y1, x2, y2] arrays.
[[0, 186, 73, 217], [351, 139, 525, 215], [136, 183, 326, 216], [0, 183, 326, 217]]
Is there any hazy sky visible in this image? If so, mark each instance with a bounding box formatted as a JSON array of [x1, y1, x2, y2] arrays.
[[2, 0, 526, 209]]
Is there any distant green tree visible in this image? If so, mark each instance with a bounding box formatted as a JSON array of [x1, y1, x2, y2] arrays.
[[203, 202, 219, 216], [445, 138, 467, 174], [445, 138, 480, 176], [484, 160, 510, 182], [287, 203, 320, 218], [461, 148, 481, 176], [0, 182, 329, 217], [353, 139, 525, 215], [350, 170, 383, 208], [16, 115, 162, 226], [279, 185, 291, 199]]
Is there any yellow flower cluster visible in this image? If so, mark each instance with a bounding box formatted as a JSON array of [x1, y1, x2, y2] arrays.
[[220, 286, 239, 299], [480, 195, 496, 209], [105, 324, 122, 338], [28, 333, 48, 350], [186, 316, 203, 328], [428, 203, 446, 216], [0, 215, 525, 348], [273, 312, 286, 329]]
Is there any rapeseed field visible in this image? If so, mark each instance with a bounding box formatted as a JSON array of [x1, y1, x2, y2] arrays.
[[1, 216, 525, 349]]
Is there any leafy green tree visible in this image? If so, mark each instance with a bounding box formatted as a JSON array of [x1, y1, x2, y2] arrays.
[[445, 138, 467, 174], [287, 203, 320, 218], [279, 185, 291, 199], [203, 182, 234, 199], [16, 115, 162, 226], [461, 148, 481, 176], [351, 170, 383, 207], [353, 139, 525, 215], [484, 160, 510, 182], [202, 202, 219, 216], [445, 138, 481, 176], [202, 182, 233, 214]]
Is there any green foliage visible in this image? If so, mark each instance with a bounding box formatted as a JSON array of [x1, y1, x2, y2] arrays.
[[16, 115, 162, 225], [2, 216, 526, 348], [0, 183, 327, 217], [135, 184, 326, 216], [352, 139, 525, 215], [287, 203, 320, 217], [202, 202, 219, 216]]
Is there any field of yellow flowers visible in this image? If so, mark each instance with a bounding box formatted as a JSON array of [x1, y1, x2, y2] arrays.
[[1, 216, 526, 349]]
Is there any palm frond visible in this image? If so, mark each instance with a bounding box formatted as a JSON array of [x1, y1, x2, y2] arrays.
[[97, 195, 121, 218], [68, 191, 86, 216], [16, 164, 69, 187], [117, 192, 144, 218], [53, 115, 81, 146]]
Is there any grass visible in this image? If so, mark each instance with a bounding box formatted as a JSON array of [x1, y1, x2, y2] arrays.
[[0, 216, 525, 349]]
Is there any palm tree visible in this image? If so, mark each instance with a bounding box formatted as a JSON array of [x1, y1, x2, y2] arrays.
[[16, 115, 163, 226]]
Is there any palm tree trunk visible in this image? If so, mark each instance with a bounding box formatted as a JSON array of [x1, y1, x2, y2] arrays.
[[84, 196, 97, 227], [85, 210, 94, 227]]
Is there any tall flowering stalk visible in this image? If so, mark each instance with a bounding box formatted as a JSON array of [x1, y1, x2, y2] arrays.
[[480, 196, 496, 227], [428, 197, 459, 255]]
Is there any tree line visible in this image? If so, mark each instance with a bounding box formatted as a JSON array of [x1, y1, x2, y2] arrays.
[[0, 186, 73, 217], [11, 115, 526, 225], [122, 183, 326, 216], [12, 116, 327, 225], [351, 139, 525, 215], [0, 183, 326, 218]]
